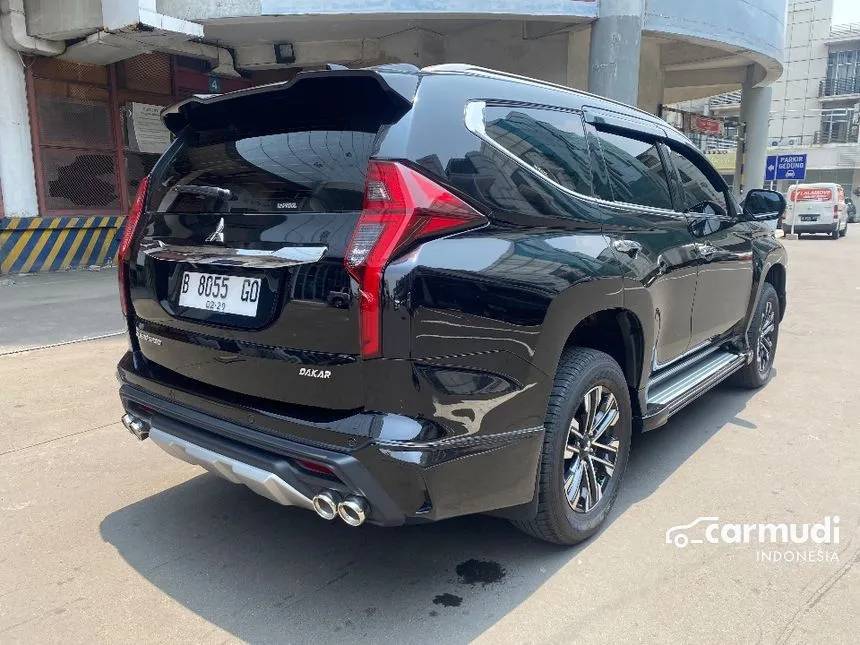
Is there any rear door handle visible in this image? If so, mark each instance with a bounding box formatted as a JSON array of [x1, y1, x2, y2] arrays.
[[612, 239, 643, 257]]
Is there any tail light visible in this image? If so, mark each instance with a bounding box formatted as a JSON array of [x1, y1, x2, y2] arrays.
[[834, 204, 839, 220], [344, 161, 486, 358], [118, 175, 150, 317]]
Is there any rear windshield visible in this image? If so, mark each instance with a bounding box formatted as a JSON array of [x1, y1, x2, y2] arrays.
[[150, 129, 375, 214]]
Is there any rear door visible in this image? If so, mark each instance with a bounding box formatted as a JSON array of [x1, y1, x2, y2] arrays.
[[127, 74, 411, 409], [787, 184, 837, 227], [661, 142, 753, 347], [584, 114, 699, 367]]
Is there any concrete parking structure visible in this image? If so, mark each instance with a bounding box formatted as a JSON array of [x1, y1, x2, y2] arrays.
[[2, 0, 787, 273]]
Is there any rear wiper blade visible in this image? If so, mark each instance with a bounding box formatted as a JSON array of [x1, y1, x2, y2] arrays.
[[171, 185, 232, 200]]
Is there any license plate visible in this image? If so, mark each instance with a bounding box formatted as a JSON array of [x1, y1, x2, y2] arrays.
[[178, 271, 260, 317], [800, 215, 817, 222]]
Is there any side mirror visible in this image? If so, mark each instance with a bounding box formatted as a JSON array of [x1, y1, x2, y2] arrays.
[[743, 189, 786, 221]]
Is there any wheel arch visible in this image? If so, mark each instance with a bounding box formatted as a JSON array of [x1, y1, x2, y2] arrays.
[[744, 241, 788, 338], [763, 262, 787, 321], [535, 305, 648, 421]]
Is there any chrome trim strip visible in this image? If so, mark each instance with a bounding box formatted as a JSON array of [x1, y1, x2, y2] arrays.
[[650, 338, 714, 372], [148, 427, 314, 509], [464, 101, 689, 221], [465, 100, 602, 207], [141, 241, 326, 269]]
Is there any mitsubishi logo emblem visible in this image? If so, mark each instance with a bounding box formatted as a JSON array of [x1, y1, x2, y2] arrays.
[[205, 217, 225, 244]]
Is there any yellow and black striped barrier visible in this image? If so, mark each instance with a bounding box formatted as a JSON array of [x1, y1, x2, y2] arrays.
[[0, 216, 125, 274]]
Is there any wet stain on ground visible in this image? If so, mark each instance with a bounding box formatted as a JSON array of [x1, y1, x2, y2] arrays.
[[430, 560, 505, 612], [455, 559, 506, 586], [432, 593, 463, 607]]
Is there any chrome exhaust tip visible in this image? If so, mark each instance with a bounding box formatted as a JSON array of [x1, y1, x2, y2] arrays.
[[312, 490, 342, 520], [337, 496, 369, 527], [122, 413, 150, 441]]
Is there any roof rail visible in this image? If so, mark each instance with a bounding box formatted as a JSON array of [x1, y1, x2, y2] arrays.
[[420, 63, 660, 122], [366, 63, 421, 73]]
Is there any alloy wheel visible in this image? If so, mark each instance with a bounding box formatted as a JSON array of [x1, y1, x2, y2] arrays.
[[563, 385, 620, 513], [757, 300, 776, 375]]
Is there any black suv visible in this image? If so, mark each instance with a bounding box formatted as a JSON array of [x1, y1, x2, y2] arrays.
[[116, 64, 787, 545]]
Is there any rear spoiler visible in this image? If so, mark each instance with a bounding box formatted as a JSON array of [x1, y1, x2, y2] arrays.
[[161, 68, 419, 135]]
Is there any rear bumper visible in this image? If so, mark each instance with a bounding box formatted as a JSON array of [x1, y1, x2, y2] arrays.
[[117, 352, 543, 526], [784, 222, 838, 234]]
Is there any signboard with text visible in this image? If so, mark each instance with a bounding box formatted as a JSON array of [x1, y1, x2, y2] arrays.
[[693, 116, 723, 136], [765, 154, 807, 181], [705, 150, 736, 172], [126, 103, 172, 154], [791, 187, 832, 202]]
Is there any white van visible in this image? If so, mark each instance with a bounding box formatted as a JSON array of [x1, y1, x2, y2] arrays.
[[782, 183, 847, 239]]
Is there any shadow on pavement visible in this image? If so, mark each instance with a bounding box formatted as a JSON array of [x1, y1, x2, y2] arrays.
[[100, 378, 767, 644]]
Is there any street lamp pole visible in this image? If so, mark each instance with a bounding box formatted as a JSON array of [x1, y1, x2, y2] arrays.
[[790, 179, 800, 237]]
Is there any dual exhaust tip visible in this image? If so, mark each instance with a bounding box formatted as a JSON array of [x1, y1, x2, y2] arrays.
[[121, 413, 150, 441], [312, 490, 369, 527], [122, 413, 367, 526]]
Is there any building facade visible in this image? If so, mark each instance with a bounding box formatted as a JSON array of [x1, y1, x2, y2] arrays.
[[0, 0, 787, 272], [681, 0, 860, 196]]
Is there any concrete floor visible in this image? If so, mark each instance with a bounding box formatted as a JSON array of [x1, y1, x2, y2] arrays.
[[0, 269, 123, 355], [1, 230, 858, 644]]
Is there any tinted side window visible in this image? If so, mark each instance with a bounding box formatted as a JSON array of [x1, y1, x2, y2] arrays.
[[665, 148, 728, 216], [483, 106, 592, 196], [592, 129, 674, 210]]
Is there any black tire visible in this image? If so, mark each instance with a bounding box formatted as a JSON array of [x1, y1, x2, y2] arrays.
[[731, 282, 780, 389], [512, 348, 632, 545], [840, 223, 847, 237], [831, 226, 840, 240]]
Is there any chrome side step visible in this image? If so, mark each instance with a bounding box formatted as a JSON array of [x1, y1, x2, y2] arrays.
[[649, 344, 722, 389], [644, 349, 748, 429], [149, 427, 314, 510]]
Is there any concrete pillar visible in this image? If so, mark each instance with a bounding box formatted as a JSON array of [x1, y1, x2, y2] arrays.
[[636, 38, 663, 115], [0, 37, 39, 217], [734, 65, 773, 195], [588, 0, 644, 106], [565, 27, 591, 90]]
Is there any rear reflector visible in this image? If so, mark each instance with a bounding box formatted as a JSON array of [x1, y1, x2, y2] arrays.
[[344, 161, 486, 358], [118, 176, 150, 317], [294, 458, 335, 476]]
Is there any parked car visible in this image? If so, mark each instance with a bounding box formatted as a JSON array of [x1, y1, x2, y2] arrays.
[[116, 64, 788, 545], [782, 182, 848, 238], [846, 197, 857, 223]]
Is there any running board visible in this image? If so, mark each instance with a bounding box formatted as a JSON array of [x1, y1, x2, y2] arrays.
[[643, 349, 749, 430]]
